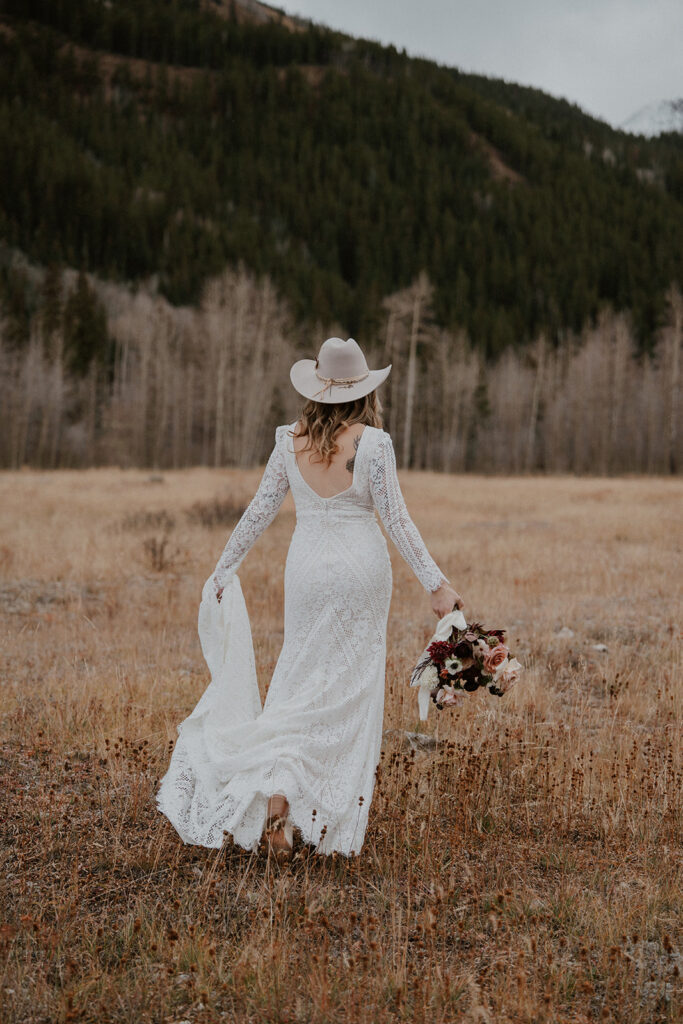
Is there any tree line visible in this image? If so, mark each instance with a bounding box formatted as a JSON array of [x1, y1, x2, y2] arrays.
[[1, 262, 679, 475]]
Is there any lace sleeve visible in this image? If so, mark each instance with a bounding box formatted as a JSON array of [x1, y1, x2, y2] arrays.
[[369, 431, 450, 593], [212, 425, 290, 593]]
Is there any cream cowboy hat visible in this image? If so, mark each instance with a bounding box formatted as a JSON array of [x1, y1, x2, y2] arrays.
[[290, 337, 391, 404]]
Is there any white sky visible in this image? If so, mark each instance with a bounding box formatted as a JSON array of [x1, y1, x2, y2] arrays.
[[275, 0, 683, 128]]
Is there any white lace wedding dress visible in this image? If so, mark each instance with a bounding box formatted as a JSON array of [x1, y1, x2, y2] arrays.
[[156, 420, 449, 856]]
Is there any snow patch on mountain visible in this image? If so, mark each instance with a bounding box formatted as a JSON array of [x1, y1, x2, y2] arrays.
[[620, 99, 683, 137]]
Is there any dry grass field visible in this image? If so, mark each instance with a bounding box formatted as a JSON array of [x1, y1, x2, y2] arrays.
[[0, 466, 681, 1024]]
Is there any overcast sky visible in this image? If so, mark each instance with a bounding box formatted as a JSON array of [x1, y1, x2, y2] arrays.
[[276, 0, 682, 128]]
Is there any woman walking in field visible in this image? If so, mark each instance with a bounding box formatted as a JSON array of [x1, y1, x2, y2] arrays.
[[157, 337, 464, 859]]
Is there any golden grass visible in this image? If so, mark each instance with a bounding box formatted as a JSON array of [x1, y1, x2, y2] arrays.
[[0, 467, 681, 1023]]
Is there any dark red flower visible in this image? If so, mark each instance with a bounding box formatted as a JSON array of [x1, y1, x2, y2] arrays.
[[427, 640, 455, 664]]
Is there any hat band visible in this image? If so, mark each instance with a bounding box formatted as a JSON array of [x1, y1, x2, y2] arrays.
[[311, 368, 370, 399]]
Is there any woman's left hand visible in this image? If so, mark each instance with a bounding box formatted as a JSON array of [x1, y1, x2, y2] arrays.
[[431, 581, 464, 618]]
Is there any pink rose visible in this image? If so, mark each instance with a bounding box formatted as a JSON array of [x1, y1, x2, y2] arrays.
[[494, 657, 522, 693], [435, 685, 465, 708], [484, 644, 509, 674]]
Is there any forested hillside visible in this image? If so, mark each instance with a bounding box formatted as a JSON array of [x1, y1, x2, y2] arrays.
[[1, 0, 682, 359]]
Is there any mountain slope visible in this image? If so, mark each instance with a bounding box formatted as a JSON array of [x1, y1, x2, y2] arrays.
[[0, 0, 682, 356]]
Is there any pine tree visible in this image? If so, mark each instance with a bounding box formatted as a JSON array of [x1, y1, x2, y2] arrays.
[[62, 270, 110, 376], [39, 261, 64, 356]]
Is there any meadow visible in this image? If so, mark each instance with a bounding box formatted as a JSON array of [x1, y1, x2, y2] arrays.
[[0, 466, 680, 1023]]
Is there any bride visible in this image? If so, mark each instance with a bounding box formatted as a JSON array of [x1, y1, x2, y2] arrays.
[[157, 337, 464, 860]]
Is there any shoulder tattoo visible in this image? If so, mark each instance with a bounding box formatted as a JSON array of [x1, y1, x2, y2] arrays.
[[345, 433, 362, 474]]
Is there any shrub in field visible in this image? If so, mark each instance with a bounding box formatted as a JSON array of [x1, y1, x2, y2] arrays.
[[121, 509, 176, 532], [184, 497, 247, 529]]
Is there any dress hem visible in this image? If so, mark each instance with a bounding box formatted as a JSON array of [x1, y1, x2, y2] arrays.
[[155, 785, 365, 859]]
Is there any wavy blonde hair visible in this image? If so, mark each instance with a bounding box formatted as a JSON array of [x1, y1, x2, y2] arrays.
[[288, 392, 384, 467]]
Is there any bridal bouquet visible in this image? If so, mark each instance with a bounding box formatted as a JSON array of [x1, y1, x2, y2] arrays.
[[410, 609, 522, 720]]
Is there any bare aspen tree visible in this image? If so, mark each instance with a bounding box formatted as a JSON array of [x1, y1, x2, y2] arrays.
[[525, 333, 546, 472], [548, 339, 574, 472], [33, 318, 60, 467], [403, 272, 433, 469], [199, 316, 212, 465], [209, 277, 230, 467], [200, 265, 295, 468], [607, 314, 633, 474], [380, 272, 434, 467], [644, 354, 660, 474], [181, 359, 194, 467], [137, 305, 152, 465], [432, 328, 472, 472], [225, 269, 249, 464], [438, 329, 456, 472], [16, 341, 41, 467], [236, 272, 292, 466], [49, 332, 65, 468], [239, 274, 272, 465], [665, 285, 681, 474], [380, 294, 404, 443]]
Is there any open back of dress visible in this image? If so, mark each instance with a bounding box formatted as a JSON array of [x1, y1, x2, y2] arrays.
[[156, 421, 448, 856]]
